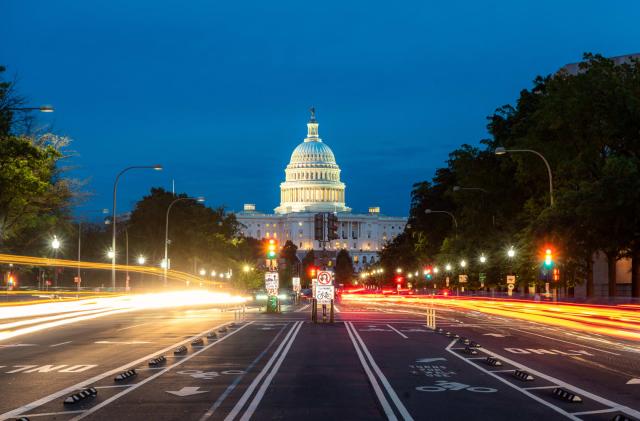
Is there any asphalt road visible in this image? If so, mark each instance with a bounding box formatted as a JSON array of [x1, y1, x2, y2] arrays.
[[0, 300, 638, 421]]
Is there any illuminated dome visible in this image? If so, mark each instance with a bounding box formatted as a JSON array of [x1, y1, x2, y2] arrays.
[[274, 109, 350, 214]]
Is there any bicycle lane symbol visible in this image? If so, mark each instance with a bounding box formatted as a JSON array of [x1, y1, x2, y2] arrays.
[[177, 369, 246, 380], [416, 381, 497, 393]]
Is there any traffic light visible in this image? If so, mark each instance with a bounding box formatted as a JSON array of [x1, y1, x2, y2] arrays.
[[266, 239, 278, 259], [327, 213, 339, 241], [552, 268, 560, 281], [314, 213, 324, 241], [544, 248, 553, 268], [394, 275, 404, 285], [308, 266, 317, 278], [424, 266, 433, 280]]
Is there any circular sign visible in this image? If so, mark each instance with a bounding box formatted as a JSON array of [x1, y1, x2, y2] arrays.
[[317, 271, 332, 285], [507, 284, 515, 290]]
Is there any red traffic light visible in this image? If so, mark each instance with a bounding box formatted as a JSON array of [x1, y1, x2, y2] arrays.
[[309, 266, 317, 277], [394, 275, 404, 284]]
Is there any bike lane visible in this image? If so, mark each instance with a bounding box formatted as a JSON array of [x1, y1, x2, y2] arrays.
[[348, 320, 566, 421]]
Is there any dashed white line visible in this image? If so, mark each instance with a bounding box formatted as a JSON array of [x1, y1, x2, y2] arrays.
[[49, 341, 72, 348], [116, 322, 150, 331]]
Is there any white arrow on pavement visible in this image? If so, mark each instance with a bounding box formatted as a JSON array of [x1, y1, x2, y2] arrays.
[[483, 333, 507, 338], [416, 358, 447, 363], [166, 387, 208, 397], [627, 378, 640, 385]]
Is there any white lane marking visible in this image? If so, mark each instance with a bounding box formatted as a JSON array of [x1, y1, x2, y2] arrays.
[[0, 320, 236, 421], [507, 327, 621, 356], [333, 305, 341, 313], [116, 323, 150, 331], [94, 341, 151, 345], [476, 346, 640, 420], [386, 324, 408, 339], [49, 341, 72, 348], [445, 339, 579, 421], [522, 386, 558, 390], [345, 322, 397, 421], [14, 410, 85, 418], [224, 322, 301, 421], [0, 343, 37, 348], [69, 322, 254, 421], [238, 322, 303, 421], [294, 304, 310, 313], [93, 385, 132, 389], [570, 408, 621, 416], [348, 322, 414, 421], [200, 324, 289, 420], [166, 386, 208, 397]]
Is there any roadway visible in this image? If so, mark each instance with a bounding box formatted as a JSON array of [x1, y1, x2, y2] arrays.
[[0, 299, 638, 420]]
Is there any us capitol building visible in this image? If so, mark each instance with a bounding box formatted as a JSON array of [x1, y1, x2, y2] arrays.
[[235, 109, 407, 272]]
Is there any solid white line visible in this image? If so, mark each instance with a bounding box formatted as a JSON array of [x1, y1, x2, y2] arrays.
[[445, 339, 580, 421], [239, 322, 303, 421], [523, 386, 558, 390], [16, 410, 85, 418], [0, 320, 236, 421], [570, 408, 621, 416], [294, 304, 310, 313], [70, 322, 254, 421], [477, 347, 640, 419], [345, 322, 397, 421], [224, 322, 301, 421], [490, 369, 515, 373], [49, 341, 72, 348], [348, 322, 414, 421], [333, 304, 341, 313], [386, 324, 408, 339], [93, 384, 133, 389]]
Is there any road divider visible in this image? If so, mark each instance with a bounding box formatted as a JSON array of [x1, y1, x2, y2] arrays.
[[513, 370, 535, 381], [191, 338, 204, 346], [114, 369, 137, 382], [63, 388, 97, 405], [551, 388, 582, 403], [485, 357, 502, 367], [148, 356, 166, 366], [173, 345, 187, 354]]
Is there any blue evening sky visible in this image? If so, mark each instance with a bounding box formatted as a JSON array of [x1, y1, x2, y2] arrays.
[[3, 1, 639, 218]]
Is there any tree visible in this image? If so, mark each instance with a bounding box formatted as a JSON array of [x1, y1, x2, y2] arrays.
[[278, 240, 299, 288], [301, 249, 315, 286], [335, 249, 354, 285]]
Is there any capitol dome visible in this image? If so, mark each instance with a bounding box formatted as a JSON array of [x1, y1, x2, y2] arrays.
[[274, 109, 350, 214]]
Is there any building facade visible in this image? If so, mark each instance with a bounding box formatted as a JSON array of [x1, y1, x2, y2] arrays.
[[235, 110, 407, 271]]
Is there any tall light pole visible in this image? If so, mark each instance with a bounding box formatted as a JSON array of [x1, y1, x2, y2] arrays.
[[111, 165, 163, 290], [164, 196, 205, 287], [77, 209, 109, 292], [424, 209, 458, 232], [494, 147, 554, 207]]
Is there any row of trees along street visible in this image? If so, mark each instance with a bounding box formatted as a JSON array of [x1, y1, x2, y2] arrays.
[[0, 65, 265, 290], [379, 54, 640, 298]]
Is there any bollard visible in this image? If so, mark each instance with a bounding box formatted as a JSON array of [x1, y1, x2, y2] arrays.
[[330, 299, 335, 323]]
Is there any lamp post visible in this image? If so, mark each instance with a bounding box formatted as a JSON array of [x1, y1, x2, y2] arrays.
[[77, 209, 109, 292], [495, 147, 554, 207], [164, 196, 205, 286], [424, 209, 458, 233], [111, 165, 162, 291], [50, 236, 61, 289]]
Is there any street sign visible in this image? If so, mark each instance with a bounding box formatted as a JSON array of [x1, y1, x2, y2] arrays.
[[507, 284, 515, 290], [292, 277, 301, 292], [315, 285, 334, 304], [458, 274, 468, 283], [265, 272, 279, 295], [317, 270, 333, 285], [506, 275, 516, 284]]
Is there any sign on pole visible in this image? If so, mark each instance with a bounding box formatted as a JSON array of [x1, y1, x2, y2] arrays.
[[292, 277, 301, 292], [458, 274, 468, 283], [315, 285, 334, 304], [317, 270, 333, 286], [506, 275, 516, 284], [265, 272, 279, 295]]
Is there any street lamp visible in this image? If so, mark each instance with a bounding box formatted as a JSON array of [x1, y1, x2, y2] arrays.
[[479, 254, 487, 264], [445, 263, 452, 271], [424, 209, 458, 231], [51, 236, 61, 250], [495, 147, 554, 207], [243, 264, 251, 273], [137, 255, 146, 265], [111, 165, 163, 290], [460, 260, 467, 268], [164, 196, 205, 287], [210, 270, 217, 277], [107, 249, 115, 259], [396, 267, 402, 274], [507, 247, 516, 258], [199, 268, 206, 276]]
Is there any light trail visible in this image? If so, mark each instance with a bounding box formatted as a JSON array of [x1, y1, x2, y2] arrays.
[[0, 290, 247, 342], [0, 253, 223, 287], [341, 294, 640, 341]]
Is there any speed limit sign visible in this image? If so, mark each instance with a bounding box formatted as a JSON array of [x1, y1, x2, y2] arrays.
[[317, 271, 333, 285]]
